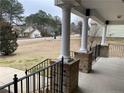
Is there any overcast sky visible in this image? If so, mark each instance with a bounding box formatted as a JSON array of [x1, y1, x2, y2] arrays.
[[18, 0, 81, 22]]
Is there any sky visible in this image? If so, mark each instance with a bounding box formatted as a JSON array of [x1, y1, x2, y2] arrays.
[[18, 0, 81, 23]]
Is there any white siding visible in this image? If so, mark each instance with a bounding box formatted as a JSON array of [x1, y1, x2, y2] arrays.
[[30, 30, 41, 38]]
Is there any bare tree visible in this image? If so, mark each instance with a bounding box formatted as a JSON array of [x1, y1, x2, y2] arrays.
[[88, 23, 101, 50]]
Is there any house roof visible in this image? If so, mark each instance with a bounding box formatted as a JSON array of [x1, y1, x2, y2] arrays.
[[24, 26, 40, 34], [24, 26, 34, 33]]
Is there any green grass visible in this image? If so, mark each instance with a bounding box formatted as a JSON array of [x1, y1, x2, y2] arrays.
[[0, 57, 45, 71], [0, 37, 80, 71], [0, 37, 123, 71]]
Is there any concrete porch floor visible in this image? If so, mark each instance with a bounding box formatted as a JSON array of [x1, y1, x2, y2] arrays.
[[78, 57, 124, 93]]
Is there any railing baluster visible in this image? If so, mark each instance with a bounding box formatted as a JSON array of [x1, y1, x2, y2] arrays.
[[26, 77, 29, 93], [50, 66, 53, 93], [98, 45, 101, 56], [38, 72, 41, 93], [8, 85, 10, 93], [42, 70, 45, 93], [44, 61, 45, 69], [33, 74, 35, 93], [37, 73, 39, 91], [47, 67, 49, 93], [57, 64, 59, 92], [13, 74, 18, 93], [21, 80, 23, 93], [61, 57, 64, 93], [95, 45, 97, 59], [54, 65, 56, 93]]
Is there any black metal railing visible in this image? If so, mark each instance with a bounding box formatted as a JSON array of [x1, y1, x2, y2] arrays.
[[91, 45, 100, 61], [25, 59, 51, 74], [0, 58, 64, 93]]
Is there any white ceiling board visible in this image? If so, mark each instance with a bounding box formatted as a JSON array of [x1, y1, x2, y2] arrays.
[[81, 0, 124, 21]]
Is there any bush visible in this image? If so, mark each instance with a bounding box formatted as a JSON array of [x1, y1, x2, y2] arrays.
[[0, 21, 18, 55]]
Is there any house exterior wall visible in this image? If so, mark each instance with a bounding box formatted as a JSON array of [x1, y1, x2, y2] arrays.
[[89, 25, 124, 38], [30, 30, 41, 38], [24, 26, 34, 33]]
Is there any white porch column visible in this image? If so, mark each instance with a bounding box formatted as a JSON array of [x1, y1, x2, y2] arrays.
[[101, 25, 107, 45], [80, 16, 89, 53], [60, 5, 71, 62]]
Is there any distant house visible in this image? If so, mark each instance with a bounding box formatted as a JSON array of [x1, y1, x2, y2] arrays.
[[44, 26, 54, 35], [23, 26, 42, 38]]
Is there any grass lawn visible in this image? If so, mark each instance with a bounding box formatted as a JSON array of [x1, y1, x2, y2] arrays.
[[0, 36, 123, 71], [0, 37, 80, 70]]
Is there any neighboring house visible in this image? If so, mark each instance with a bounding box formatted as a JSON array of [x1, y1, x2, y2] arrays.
[[23, 26, 42, 38], [89, 24, 124, 38], [44, 26, 54, 35]]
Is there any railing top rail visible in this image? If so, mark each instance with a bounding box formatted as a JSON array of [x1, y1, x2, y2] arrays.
[[26, 58, 50, 72], [0, 81, 14, 90]]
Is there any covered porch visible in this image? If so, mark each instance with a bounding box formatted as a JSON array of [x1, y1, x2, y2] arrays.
[[55, 0, 124, 93], [0, 0, 124, 93], [78, 57, 124, 93]]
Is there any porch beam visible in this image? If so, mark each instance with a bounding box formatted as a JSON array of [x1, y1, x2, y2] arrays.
[[109, 20, 124, 25], [90, 9, 105, 25]]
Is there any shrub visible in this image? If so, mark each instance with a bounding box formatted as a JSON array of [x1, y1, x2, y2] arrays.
[[0, 21, 18, 55]]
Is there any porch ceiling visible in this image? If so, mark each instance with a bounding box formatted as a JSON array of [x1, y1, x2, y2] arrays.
[[55, 0, 124, 25], [81, 0, 124, 25]]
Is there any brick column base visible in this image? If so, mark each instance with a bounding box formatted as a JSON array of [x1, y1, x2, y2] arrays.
[[50, 59, 79, 93], [63, 59, 79, 93], [100, 45, 109, 57], [74, 52, 92, 73]]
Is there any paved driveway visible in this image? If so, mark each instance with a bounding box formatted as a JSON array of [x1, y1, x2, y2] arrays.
[[0, 67, 25, 87]]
